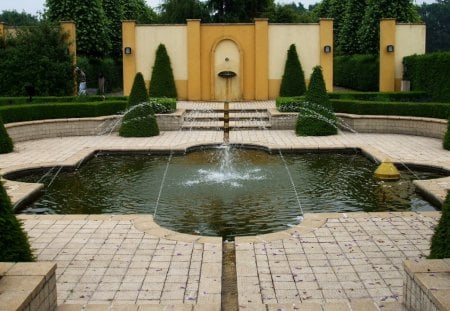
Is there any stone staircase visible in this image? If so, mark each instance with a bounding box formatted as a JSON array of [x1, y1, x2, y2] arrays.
[[181, 107, 271, 131]]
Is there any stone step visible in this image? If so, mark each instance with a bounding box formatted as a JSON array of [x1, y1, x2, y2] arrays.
[[57, 304, 221, 310], [229, 120, 271, 129]]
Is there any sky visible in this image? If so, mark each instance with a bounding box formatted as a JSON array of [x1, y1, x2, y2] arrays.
[[0, 0, 438, 16]]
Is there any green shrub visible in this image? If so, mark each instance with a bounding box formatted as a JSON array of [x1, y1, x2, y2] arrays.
[[334, 54, 379, 91], [0, 117, 13, 154], [429, 192, 450, 259], [444, 117, 450, 150], [404, 52, 450, 103], [0, 101, 127, 123], [296, 66, 337, 136], [331, 100, 450, 120], [0, 95, 127, 106], [276, 96, 305, 112], [150, 98, 177, 114], [128, 72, 149, 109], [279, 44, 306, 97], [119, 103, 159, 137], [149, 44, 177, 98], [0, 181, 34, 262], [328, 91, 430, 102]]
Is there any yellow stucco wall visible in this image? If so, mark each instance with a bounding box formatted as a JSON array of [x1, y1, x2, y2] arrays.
[[379, 19, 396, 92], [395, 23, 426, 89], [268, 24, 320, 83], [122, 21, 137, 96], [319, 19, 333, 92]]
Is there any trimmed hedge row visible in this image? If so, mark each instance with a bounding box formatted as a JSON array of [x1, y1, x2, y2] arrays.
[[151, 98, 176, 114], [444, 117, 450, 150], [334, 55, 379, 91], [276, 96, 304, 112], [0, 117, 13, 154], [0, 101, 127, 123], [328, 91, 430, 102], [404, 52, 450, 103], [0, 95, 127, 106], [332, 99, 450, 120]]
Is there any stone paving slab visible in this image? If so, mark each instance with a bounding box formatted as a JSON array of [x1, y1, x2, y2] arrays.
[[235, 212, 440, 308], [19, 215, 222, 306]]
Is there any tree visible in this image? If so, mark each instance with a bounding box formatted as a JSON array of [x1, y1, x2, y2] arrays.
[[127, 72, 149, 108], [122, 0, 158, 24], [0, 21, 73, 96], [159, 0, 210, 23], [296, 66, 337, 136], [0, 10, 38, 26], [0, 181, 34, 262], [419, 0, 450, 52], [279, 44, 306, 97], [0, 117, 13, 154], [208, 0, 274, 22], [429, 192, 450, 258], [357, 0, 421, 54], [149, 44, 177, 98], [102, 0, 124, 58], [265, 3, 315, 23], [338, 0, 367, 55]]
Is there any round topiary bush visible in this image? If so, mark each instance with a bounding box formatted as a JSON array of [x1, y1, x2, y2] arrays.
[[0, 116, 13, 154], [429, 192, 450, 259], [119, 102, 159, 137], [149, 44, 177, 98], [444, 117, 450, 150], [0, 181, 34, 262], [127, 72, 148, 109], [279, 44, 306, 97], [296, 66, 337, 136]]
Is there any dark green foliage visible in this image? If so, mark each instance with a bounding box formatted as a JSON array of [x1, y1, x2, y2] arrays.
[[122, 0, 158, 24], [328, 91, 430, 102], [119, 103, 159, 137], [0, 21, 73, 96], [159, 0, 211, 23], [334, 55, 379, 91], [296, 66, 337, 136], [429, 192, 450, 259], [337, 0, 366, 55], [76, 56, 123, 93], [332, 100, 450, 119], [419, 1, 450, 53], [276, 96, 305, 112], [0, 10, 39, 26], [207, 0, 273, 22], [0, 181, 34, 262], [0, 117, 13, 154], [149, 45, 177, 98], [0, 96, 127, 106], [150, 98, 177, 114], [403, 52, 450, 103], [265, 3, 315, 23], [279, 44, 306, 97], [0, 101, 127, 123], [128, 73, 149, 108], [444, 117, 450, 150]]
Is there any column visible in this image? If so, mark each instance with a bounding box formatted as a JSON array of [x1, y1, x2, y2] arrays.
[[379, 18, 396, 92], [122, 20, 137, 96]]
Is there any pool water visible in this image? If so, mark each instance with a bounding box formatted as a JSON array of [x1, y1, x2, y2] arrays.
[[17, 148, 441, 239]]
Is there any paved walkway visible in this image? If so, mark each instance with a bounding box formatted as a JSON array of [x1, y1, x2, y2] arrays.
[[1, 106, 449, 309]]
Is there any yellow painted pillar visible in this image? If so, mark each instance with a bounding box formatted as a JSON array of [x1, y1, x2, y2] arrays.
[[0, 22, 5, 40], [122, 20, 137, 96], [379, 18, 396, 92], [187, 19, 202, 101], [319, 18, 333, 92], [254, 18, 269, 100], [60, 21, 77, 95]]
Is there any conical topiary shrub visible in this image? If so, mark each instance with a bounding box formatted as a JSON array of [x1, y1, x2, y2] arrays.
[[279, 44, 306, 97], [127, 72, 149, 109], [149, 44, 177, 98], [0, 181, 34, 262], [0, 116, 13, 154], [444, 117, 450, 150], [296, 66, 337, 136], [119, 103, 160, 137], [429, 192, 450, 259]]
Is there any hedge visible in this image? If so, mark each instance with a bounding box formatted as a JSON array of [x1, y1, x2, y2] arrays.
[[0, 95, 127, 106], [0, 116, 13, 154], [279, 44, 306, 97], [276, 96, 304, 112], [150, 98, 176, 114], [0, 101, 127, 123], [119, 103, 159, 137], [444, 117, 450, 150], [332, 100, 450, 120], [149, 44, 177, 98], [0, 181, 34, 262], [328, 91, 430, 102], [127, 73, 149, 109], [334, 54, 379, 91], [429, 192, 450, 259], [404, 52, 450, 103]]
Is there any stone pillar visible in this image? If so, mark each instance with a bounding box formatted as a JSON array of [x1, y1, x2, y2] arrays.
[[187, 19, 202, 101], [319, 18, 333, 92], [254, 18, 269, 100], [379, 18, 396, 92], [60, 21, 77, 95], [122, 20, 137, 96]]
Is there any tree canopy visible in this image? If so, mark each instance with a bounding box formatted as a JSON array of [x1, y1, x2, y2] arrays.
[[418, 0, 450, 52]]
